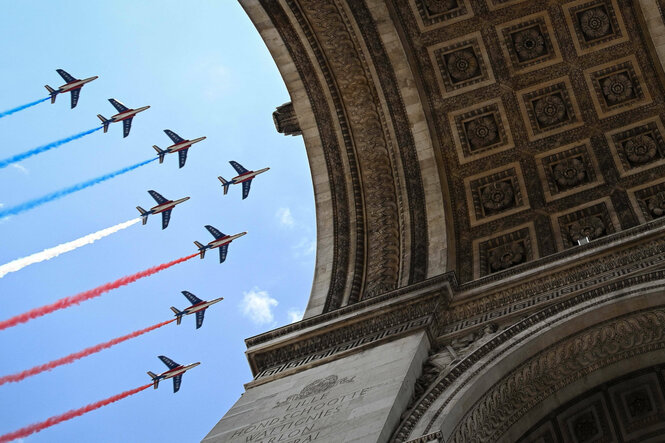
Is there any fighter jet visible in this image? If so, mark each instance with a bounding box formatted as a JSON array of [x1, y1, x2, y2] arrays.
[[97, 99, 150, 137], [194, 225, 246, 263], [45, 69, 98, 109], [218, 161, 270, 200], [136, 190, 190, 229], [152, 130, 206, 168], [147, 355, 200, 393], [170, 291, 223, 329]]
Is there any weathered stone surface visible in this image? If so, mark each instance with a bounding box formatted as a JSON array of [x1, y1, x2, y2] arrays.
[[206, 0, 665, 441], [202, 332, 429, 442]]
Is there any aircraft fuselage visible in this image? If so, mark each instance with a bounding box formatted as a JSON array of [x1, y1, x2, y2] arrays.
[[166, 136, 207, 153], [149, 197, 190, 215], [207, 232, 247, 250], [59, 76, 98, 93], [183, 297, 224, 315], [153, 362, 200, 382], [232, 167, 270, 184], [110, 106, 150, 123]]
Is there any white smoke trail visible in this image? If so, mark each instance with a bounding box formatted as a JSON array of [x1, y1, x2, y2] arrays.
[[0, 218, 141, 279]]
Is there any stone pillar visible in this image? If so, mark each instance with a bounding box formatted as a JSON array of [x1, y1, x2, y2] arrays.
[[202, 331, 430, 442]]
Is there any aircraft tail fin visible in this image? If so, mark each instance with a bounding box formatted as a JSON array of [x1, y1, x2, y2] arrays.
[[147, 371, 159, 389], [152, 145, 166, 164], [194, 241, 206, 259], [170, 306, 183, 325], [97, 114, 110, 133], [217, 176, 230, 195], [45, 85, 57, 104], [136, 207, 148, 225]]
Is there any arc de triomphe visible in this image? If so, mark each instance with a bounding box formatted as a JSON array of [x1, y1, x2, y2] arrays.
[[204, 1, 665, 441]]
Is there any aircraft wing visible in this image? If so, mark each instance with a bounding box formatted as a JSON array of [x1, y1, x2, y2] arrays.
[[158, 355, 179, 370], [178, 148, 188, 168], [229, 161, 248, 175], [242, 180, 252, 200], [109, 98, 129, 112], [148, 190, 168, 204], [195, 311, 205, 329], [123, 118, 133, 138], [56, 69, 76, 83], [219, 244, 229, 263], [182, 291, 203, 306], [70, 89, 80, 109], [173, 374, 182, 393], [164, 129, 184, 144], [161, 210, 172, 230], [205, 225, 225, 239]]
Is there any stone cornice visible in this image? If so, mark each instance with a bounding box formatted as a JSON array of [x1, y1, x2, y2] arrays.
[[245, 278, 453, 379], [438, 217, 665, 339]]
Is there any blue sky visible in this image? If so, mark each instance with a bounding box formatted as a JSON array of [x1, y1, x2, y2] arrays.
[[0, 2, 314, 441]]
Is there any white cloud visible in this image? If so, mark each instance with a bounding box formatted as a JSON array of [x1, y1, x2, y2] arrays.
[[293, 237, 316, 258], [240, 288, 278, 325], [0, 203, 4, 208], [11, 163, 28, 175], [276, 207, 295, 228], [287, 308, 304, 323]]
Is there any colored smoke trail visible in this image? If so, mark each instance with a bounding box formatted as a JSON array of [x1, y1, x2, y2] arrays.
[[0, 384, 152, 442], [0, 157, 158, 219], [0, 319, 175, 386], [0, 253, 197, 330], [0, 97, 50, 119], [0, 126, 102, 169], [0, 218, 142, 279]]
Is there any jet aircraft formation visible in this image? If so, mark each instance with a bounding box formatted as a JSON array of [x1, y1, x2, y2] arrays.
[[11, 69, 272, 395]]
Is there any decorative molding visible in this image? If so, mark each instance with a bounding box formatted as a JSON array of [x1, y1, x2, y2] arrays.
[[442, 231, 665, 337], [449, 309, 665, 442], [272, 101, 302, 136], [345, 0, 430, 285], [562, 0, 629, 56], [260, 0, 353, 311], [295, 0, 402, 300], [534, 138, 604, 203], [404, 431, 442, 443], [391, 277, 665, 441], [251, 295, 442, 380]]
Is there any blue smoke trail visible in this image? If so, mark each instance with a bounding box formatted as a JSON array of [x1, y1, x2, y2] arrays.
[[0, 126, 103, 169], [0, 157, 158, 219], [0, 97, 50, 119]]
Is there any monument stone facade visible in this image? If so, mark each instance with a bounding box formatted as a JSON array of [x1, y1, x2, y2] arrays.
[[204, 1, 665, 441]]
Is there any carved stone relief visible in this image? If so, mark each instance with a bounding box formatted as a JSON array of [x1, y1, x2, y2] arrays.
[[520, 369, 665, 442], [473, 223, 537, 278], [517, 77, 584, 141], [429, 31, 495, 98], [562, 0, 629, 55], [628, 180, 665, 223], [606, 117, 665, 177], [535, 139, 604, 202], [449, 98, 514, 164], [584, 55, 652, 118], [465, 163, 530, 227], [552, 198, 619, 249], [410, 0, 473, 29], [496, 11, 562, 74]]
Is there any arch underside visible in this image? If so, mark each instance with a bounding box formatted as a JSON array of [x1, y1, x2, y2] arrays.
[[393, 281, 665, 442], [238, 0, 665, 441], [244, 0, 665, 316]]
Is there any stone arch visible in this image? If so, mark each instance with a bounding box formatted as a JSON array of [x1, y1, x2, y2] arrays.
[[392, 282, 665, 442], [241, 0, 449, 316]]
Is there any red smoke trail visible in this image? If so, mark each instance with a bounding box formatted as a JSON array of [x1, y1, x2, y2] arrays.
[[0, 383, 152, 442], [0, 253, 198, 331], [0, 319, 175, 386]]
